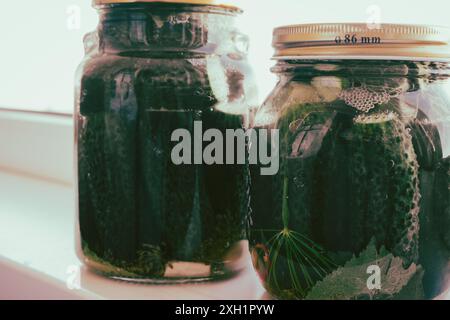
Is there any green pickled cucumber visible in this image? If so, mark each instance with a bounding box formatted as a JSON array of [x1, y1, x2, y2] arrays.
[[78, 70, 139, 263], [251, 102, 341, 299], [439, 157, 450, 250], [405, 111, 447, 298], [351, 111, 420, 266], [200, 110, 250, 262], [137, 109, 198, 265]]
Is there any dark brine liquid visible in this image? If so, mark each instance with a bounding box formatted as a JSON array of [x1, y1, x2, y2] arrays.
[[78, 109, 250, 281]]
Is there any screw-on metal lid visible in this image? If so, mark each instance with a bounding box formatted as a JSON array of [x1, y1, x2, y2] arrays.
[[93, 0, 240, 10], [273, 23, 450, 61]]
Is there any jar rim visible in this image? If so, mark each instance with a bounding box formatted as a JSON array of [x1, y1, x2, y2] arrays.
[[273, 23, 450, 62], [93, 0, 241, 11]]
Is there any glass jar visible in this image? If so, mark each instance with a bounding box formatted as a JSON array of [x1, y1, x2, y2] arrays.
[[250, 23, 450, 300], [75, 0, 257, 283]]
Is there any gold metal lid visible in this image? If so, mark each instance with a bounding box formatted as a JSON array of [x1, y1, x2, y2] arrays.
[[273, 23, 450, 61], [93, 0, 240, 10]]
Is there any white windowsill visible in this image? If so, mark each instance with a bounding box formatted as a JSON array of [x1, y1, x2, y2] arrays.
[[0, 109, 266, 300]]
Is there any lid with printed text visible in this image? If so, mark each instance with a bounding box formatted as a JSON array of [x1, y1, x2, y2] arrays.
[[273, 23, 450, 61]]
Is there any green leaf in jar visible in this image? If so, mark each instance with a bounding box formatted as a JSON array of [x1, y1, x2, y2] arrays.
[[305, 239, 424, 300]]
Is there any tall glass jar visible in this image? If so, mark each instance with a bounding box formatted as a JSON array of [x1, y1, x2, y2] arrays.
[[250, 23, 450, 300], [75, 0, 257, 283]]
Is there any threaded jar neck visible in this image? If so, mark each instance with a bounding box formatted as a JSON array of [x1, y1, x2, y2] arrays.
[[92, 3, 240, 55]]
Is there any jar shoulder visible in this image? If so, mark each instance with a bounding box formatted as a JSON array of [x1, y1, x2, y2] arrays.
[[76, 53, 257, 114]]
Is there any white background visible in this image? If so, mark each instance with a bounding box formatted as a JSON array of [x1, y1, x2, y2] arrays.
[[1, 0, 450, 112]]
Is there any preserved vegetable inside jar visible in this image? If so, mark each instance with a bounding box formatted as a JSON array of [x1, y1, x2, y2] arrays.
[[75, 0, 257, 283], [250, 23, 450, 300]]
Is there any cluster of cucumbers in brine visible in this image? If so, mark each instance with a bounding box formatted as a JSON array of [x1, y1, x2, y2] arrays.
[[78, 57, 250, 280], [250, 77, 450, 300]]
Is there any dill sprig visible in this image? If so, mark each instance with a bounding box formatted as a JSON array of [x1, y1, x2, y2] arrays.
[[256, 176, 337, 299]]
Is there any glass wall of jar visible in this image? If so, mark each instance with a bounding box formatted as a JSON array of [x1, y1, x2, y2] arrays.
[[75, 0, 257, 283], [250, 23, 450, 300]]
